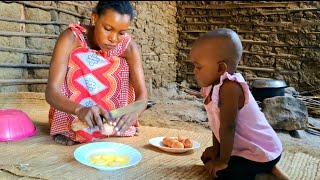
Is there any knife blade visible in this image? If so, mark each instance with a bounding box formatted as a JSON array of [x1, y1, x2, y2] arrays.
[[71, 100, 145, 131]]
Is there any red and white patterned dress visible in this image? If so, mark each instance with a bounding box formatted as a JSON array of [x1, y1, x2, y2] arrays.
[[49, 23, 137, 143]]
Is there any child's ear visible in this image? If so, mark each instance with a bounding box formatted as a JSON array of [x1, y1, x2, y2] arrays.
[[218, 62, 227, 73]]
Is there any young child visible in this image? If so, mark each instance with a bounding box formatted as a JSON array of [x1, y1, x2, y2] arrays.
[[45, 1, 147, 145], [190, 28, 289, 179]]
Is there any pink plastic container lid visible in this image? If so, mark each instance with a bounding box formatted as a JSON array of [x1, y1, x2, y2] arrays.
[[0, 109, 37, 142]]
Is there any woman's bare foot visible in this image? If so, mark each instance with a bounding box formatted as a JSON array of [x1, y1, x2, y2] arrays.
[[53, 134, 77, 146], [134, 127, 139, 136], [271, 165, 289, 180]]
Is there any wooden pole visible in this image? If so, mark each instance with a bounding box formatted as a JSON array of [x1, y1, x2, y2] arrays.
[[182, 21, 320, 27], [0, 46, 52, 55], [0, 79, 47, 85], [0, 31, 58, 39], [12, 1, 90, 19], [179, 48, 313, 61], [181, 30, 320, 35], [180, 2, 293, 9], [0, 63, 50, 69], [0, 17, 68, 25], [58, 1, 94, 10]]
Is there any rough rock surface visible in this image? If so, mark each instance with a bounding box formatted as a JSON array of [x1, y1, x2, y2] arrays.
[[262, 96, 308, 131]]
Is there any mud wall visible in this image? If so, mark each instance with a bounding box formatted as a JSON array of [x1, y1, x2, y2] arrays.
[[0, 1, 178, 93], [177, 1, 320, 93]]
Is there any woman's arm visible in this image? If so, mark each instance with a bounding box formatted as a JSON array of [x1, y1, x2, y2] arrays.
[[114, 40, 148, 133], [45, 28, 82, 115], [123, 40, 148, 115], [45, 29, 107, 131]]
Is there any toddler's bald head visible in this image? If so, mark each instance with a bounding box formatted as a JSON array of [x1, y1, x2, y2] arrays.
[[193, 28, 243, 73]]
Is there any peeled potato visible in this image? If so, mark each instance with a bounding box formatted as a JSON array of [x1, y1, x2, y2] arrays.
[[171, 141, 184, 148], [177, 135, 185, 142], [103, 124, 114, 135], [89, 154, 130, 167], [162, 136, 172, 146], [101, 154, 116, 161], [183, 138, 193, 148]]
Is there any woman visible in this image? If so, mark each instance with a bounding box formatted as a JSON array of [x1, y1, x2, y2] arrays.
[[45, 1, 147, 145]]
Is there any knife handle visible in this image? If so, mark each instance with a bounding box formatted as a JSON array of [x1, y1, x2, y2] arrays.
[[71, 121, 90, 131]]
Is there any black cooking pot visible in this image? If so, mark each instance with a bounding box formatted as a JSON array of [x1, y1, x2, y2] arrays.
[[251, 79, 287, 102]]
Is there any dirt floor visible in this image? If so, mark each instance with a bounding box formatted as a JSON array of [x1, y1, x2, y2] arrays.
[[139, 83, 320, 158]]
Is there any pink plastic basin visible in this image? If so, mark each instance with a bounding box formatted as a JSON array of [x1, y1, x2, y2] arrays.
[[0, 109, 37, 142]]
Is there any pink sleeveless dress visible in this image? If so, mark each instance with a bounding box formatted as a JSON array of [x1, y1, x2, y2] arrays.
[[49, 23, 137, 143], [202, 72, 282, 162]]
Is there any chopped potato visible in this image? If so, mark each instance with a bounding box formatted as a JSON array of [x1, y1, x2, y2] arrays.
[[89, 154, 130, 167]]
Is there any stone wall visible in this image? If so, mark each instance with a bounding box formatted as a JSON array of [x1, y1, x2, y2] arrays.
[[0, 1, 178, 93], [177, 1, 320, 93]]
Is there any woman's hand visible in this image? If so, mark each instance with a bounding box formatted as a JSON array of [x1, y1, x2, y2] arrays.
[[112, 112, 138, 134], [74, 105, 109, 132]]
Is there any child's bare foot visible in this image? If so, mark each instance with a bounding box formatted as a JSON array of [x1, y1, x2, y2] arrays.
[[271, 165, 289, 180], [53, 134, 76, 146]]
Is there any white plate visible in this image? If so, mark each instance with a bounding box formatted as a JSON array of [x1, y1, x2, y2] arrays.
[[149, 137, 200, 153], [74, 142, 142, 171]]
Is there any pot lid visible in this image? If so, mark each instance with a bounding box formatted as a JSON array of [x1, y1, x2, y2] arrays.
[[252, 79, 287, 88]]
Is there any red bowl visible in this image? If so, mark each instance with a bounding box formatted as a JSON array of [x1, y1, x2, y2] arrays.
[[0, 109, 36, 142]]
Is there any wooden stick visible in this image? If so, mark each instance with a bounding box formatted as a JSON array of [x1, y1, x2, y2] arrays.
[[298, 99, 320, 106], [182, 21, 320, 27], [308, 125, 320, 132], [296, 95, 320, 103], [237, 66, 294, 74], [0, 46, 52, 55], [181, 30, 320, 35], [0, 79, 47, 85], [0, 63, 50, 69], [0, 17, 68, 25], [20, 2, 25, 33], [182, 15, 232, 18], [0, 31, 58, 39], [58, 1, 94, 10], [180, 37, 319, 48], [180, 50, 309, 61], [185, 65, 295, 74], [246, 77, 273, 81], [262, 8, 320, 15], [12, 1, 90, 19], [181, 8, 319, 16], [181, 2, 293, 9], [299, 89, 320, 95], [242, 51, 301, 60], [182, 21, 234, 25]]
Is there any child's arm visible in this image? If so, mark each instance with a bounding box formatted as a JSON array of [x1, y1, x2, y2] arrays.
[[217, 80, 244, 164], [201, 132, 220, 164]]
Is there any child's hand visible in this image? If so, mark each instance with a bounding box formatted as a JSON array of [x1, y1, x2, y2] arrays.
[[112, 112, 138, 135], [74, 105, 109, 132], [201, 146, 219, 164], [205, 160, 228, 178]]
